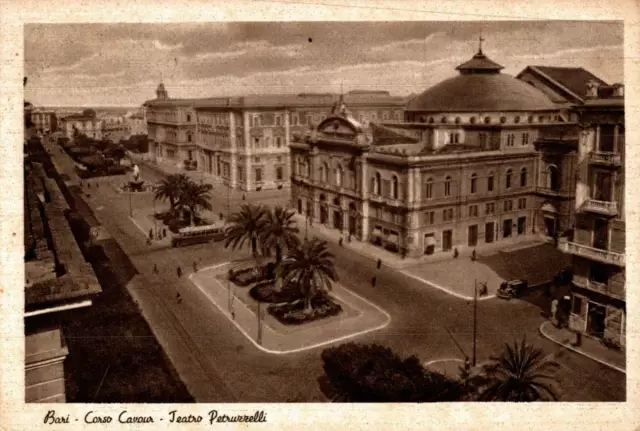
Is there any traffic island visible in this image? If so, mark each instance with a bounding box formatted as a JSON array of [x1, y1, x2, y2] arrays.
[[189, 262, 391, 354]]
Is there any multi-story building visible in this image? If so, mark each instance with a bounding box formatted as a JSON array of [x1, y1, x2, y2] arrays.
[[143, 86, 406, 191], [561, 82, 625, 347], [59, 109, 104, 140], [30, 108, 58, 135], [101, 115, 131, 143], [126, 113, 147, 136], [24, 137, 101, 402], [290, 45, 581, 257]]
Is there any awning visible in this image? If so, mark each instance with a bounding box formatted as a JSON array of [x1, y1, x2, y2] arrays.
[[387, 233, 399, 244], [372, 227, 383, 237], [541, 203, 558, 213], [425, 235, 436, 246]]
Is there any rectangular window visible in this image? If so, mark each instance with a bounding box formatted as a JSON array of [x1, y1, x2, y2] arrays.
[[522, 133, 530, 146], [572, 296, 583, 315], [425, 211, 435, 225], [254, 157, 261, 163], [292, 115, 299, 126], [518, 198, 527, 209], [487, 175, 494, 192], [589, 263, 609, 284], [276, 166, 284, 180], [382, 112, 389, 121], [485, 203, 494, 215], [469, 205, 478, 217], [276, 137, 283, 148], [504, 200, 513, 212], [275, 115, 282, 126], [255, 168, 263, 182]]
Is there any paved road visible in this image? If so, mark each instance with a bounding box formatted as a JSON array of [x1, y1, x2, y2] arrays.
[[45, 143, 625, 402]]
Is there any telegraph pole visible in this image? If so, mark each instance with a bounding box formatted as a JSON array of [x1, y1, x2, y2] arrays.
[[226, 178, 235, 319], [473, 280, 478, 367], [129, 189, 133, 217]]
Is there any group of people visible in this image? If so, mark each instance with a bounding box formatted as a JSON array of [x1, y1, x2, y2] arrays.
[[151, 260, 200, 304], [147, 227, 167, 245]]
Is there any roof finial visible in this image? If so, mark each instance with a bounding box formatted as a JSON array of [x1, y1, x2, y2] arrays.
[[478, 32, 485, 55]]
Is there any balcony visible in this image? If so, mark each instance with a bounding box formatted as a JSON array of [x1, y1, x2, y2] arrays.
[[572, 277, 624, 301], [558, 239, 625, 267], [581, 198, 618, 217], [589, 151, 621, 167], [536, 186, 573, 198]]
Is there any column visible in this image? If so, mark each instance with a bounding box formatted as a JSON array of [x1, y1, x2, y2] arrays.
[[613, 124, 619, 154], [229, 111, 237, 187], [595, 125, 601, 152], [407, 167, 415, 204], [243, 112, 252, 191], [284, 109, 291, 188], [360, 155, 369, 241]]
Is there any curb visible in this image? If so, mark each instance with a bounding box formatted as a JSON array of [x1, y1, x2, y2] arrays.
[[538, 322, 625, 374], [398, 270, 496, 302]]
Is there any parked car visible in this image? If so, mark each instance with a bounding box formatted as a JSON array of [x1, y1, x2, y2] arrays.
[[497, 279, 529, 300]]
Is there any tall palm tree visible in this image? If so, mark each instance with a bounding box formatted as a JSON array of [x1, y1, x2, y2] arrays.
[[179, 182, 213, 225], [224, 203, 268, 259], [476, 339, 561, 401], [281, 238, 338, 315], [260, 206, 300, 265], [154, 173, 189, 215]]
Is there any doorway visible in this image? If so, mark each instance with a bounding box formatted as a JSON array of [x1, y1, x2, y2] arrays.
[[517, 217, 526, 235], [485, 222, 494, 243], [593, 219, 609, 250], [544, 216, 556, 237], [587, 302, 606, 338], [297, 199, 302, 214], [442, 230, 453, 251], [503, 219, 512, 238], [468, 225, 478, 246], [320, 205, 328, 224], [333, 211, 342, 230]]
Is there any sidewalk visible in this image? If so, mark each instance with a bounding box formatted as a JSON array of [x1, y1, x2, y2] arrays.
[[539, 321, 625, 373]]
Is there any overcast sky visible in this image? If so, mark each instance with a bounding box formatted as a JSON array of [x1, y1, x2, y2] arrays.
[[24, 21, 623, 107]]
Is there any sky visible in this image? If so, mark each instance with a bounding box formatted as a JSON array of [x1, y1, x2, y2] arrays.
[[24, 21, 623, 107]]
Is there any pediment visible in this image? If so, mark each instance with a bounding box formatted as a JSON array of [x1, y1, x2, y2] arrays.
[[318, 116, 361, 137]]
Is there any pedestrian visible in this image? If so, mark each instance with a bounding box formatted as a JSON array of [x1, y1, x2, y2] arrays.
[[348, 233, 352, 243], [149, 229, 154, 240], [193, 261, 198, 273], [219, 212, 224, 220], [177, 266, 182, 278], [454, 248, 459, 259], [162, 228, 167, 238], [377, 259, 382, 270], [338, 237, 343, 247], [401, 249, 407, 259], [371, 276, 377, 288], [87, 182, 91, 189], [147, 237, 152, 246], [153, 264, 159, 274], [471, 249, 476, 261], [96, 182, 99, 189], [242, 193, 246, 200], [176, 291, 182, 304]]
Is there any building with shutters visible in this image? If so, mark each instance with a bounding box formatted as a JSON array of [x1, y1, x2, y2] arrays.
[[290, 43, 585, 257], [143, 86, 406, 191], [559, 82, 625, 347]]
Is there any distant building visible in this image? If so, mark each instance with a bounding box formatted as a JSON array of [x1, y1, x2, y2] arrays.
[[560, 82, 625, 347], [60, 109, 103, 140], [143, 85, 406, 191], [24, 141, 101, 402], [290, 45, 581, 257], [126, 113, 147, 136], [101, 115, 130, 143], [31, 108, 58, 135]]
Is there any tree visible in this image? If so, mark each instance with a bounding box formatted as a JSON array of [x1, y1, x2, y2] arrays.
[[179, 182, 213, 225], [224, 203, 268, 260], [281, 238, 338, 315], [154, 174, 190, 215], [321, 343, 463, 402], [260, 206, 300, 266], [476, 339, 561, 401]]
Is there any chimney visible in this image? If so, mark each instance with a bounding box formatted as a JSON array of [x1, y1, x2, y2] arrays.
[[586, 80, 600, 98]]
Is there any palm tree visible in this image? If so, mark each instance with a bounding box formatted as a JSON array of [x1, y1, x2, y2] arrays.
[[476, 339, 561, 401], [224, 203, 268, 260], [154, 173, 189, 215], [260, 206, 300, 265], [179, 182, 213, 225], [281, 238, 338, 315]]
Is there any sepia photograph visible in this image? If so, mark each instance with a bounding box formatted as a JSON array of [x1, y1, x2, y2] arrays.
[[20, 18, 627, 409]]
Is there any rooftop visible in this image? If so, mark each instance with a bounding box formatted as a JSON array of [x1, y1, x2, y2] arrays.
[[526, 66, 608, 102]]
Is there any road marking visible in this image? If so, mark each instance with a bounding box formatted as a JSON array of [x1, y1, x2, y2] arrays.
[[538, 322, 626, 374], [189, 262, 391, 355], [398, 270, 496, 302], [423, 358, 464, 367]]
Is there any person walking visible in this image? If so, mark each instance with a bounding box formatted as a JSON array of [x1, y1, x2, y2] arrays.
[[338, 237, 343, 247], [377, 259, 382, 270], [176, 291, 182, 304], [177, 266, 182, 278], [153, 264, 159, 275], [162, 228, 167, 238], [471, 249, 477, 261], [193, 261, 198, 273], [371, 276, 377, 288]]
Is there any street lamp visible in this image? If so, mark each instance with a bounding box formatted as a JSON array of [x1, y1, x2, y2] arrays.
[[128, 188, 133, 218], [257, 300, 263, 345]]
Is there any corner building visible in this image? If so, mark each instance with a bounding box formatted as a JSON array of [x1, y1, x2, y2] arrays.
[[561, 83, 625, 346], [291, 47, 580, 257], [144, 87, 406, 191]]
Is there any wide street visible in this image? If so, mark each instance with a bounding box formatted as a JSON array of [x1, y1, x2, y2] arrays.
[[46, 140, 625, 402]]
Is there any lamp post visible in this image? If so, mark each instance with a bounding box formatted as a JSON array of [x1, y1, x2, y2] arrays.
[[257, 300, 263, 345], [128, 188, 133, 218], [472, 280, 479, 367]]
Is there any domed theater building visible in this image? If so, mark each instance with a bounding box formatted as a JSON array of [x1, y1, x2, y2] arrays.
[[290, 43, 580, 258]]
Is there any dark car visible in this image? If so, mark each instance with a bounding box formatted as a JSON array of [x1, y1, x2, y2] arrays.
[[497, 279, 529, 300]]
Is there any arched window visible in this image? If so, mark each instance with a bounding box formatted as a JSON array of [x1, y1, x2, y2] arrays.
[[187, 114, 192, 122], [428, 117, 435, 124], [484, 116, 491, 124], [455, 117, 461, 124], [336, 164, 344, 187], [319, 164, 325, 183], [520, 167, 527, 187], [441, 116, 448, 124], [470, 116, 477, 124], [444, 175, 452, 197], [514, 116, 521, 124], [323, 162, 329, 183], [392, 175, 399, 199], [487, 172, 494, 192], [470, 173, 478, 194], [506, 169, 512, 189], [500, 116, 507, 124], [375, 172, 381, 194], [425, 177, 434, 199], [371, 172, 381, 195], [187, 133, 192, 143]]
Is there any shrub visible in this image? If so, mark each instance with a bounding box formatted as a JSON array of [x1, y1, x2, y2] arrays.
[[249, 280, 302, 303], [320, 343, 463, 402], [228, 265, 272, 287], [268, 295, 342, 325]]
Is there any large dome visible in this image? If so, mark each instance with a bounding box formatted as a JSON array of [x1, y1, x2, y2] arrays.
[[407, 50, 556, 113]]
